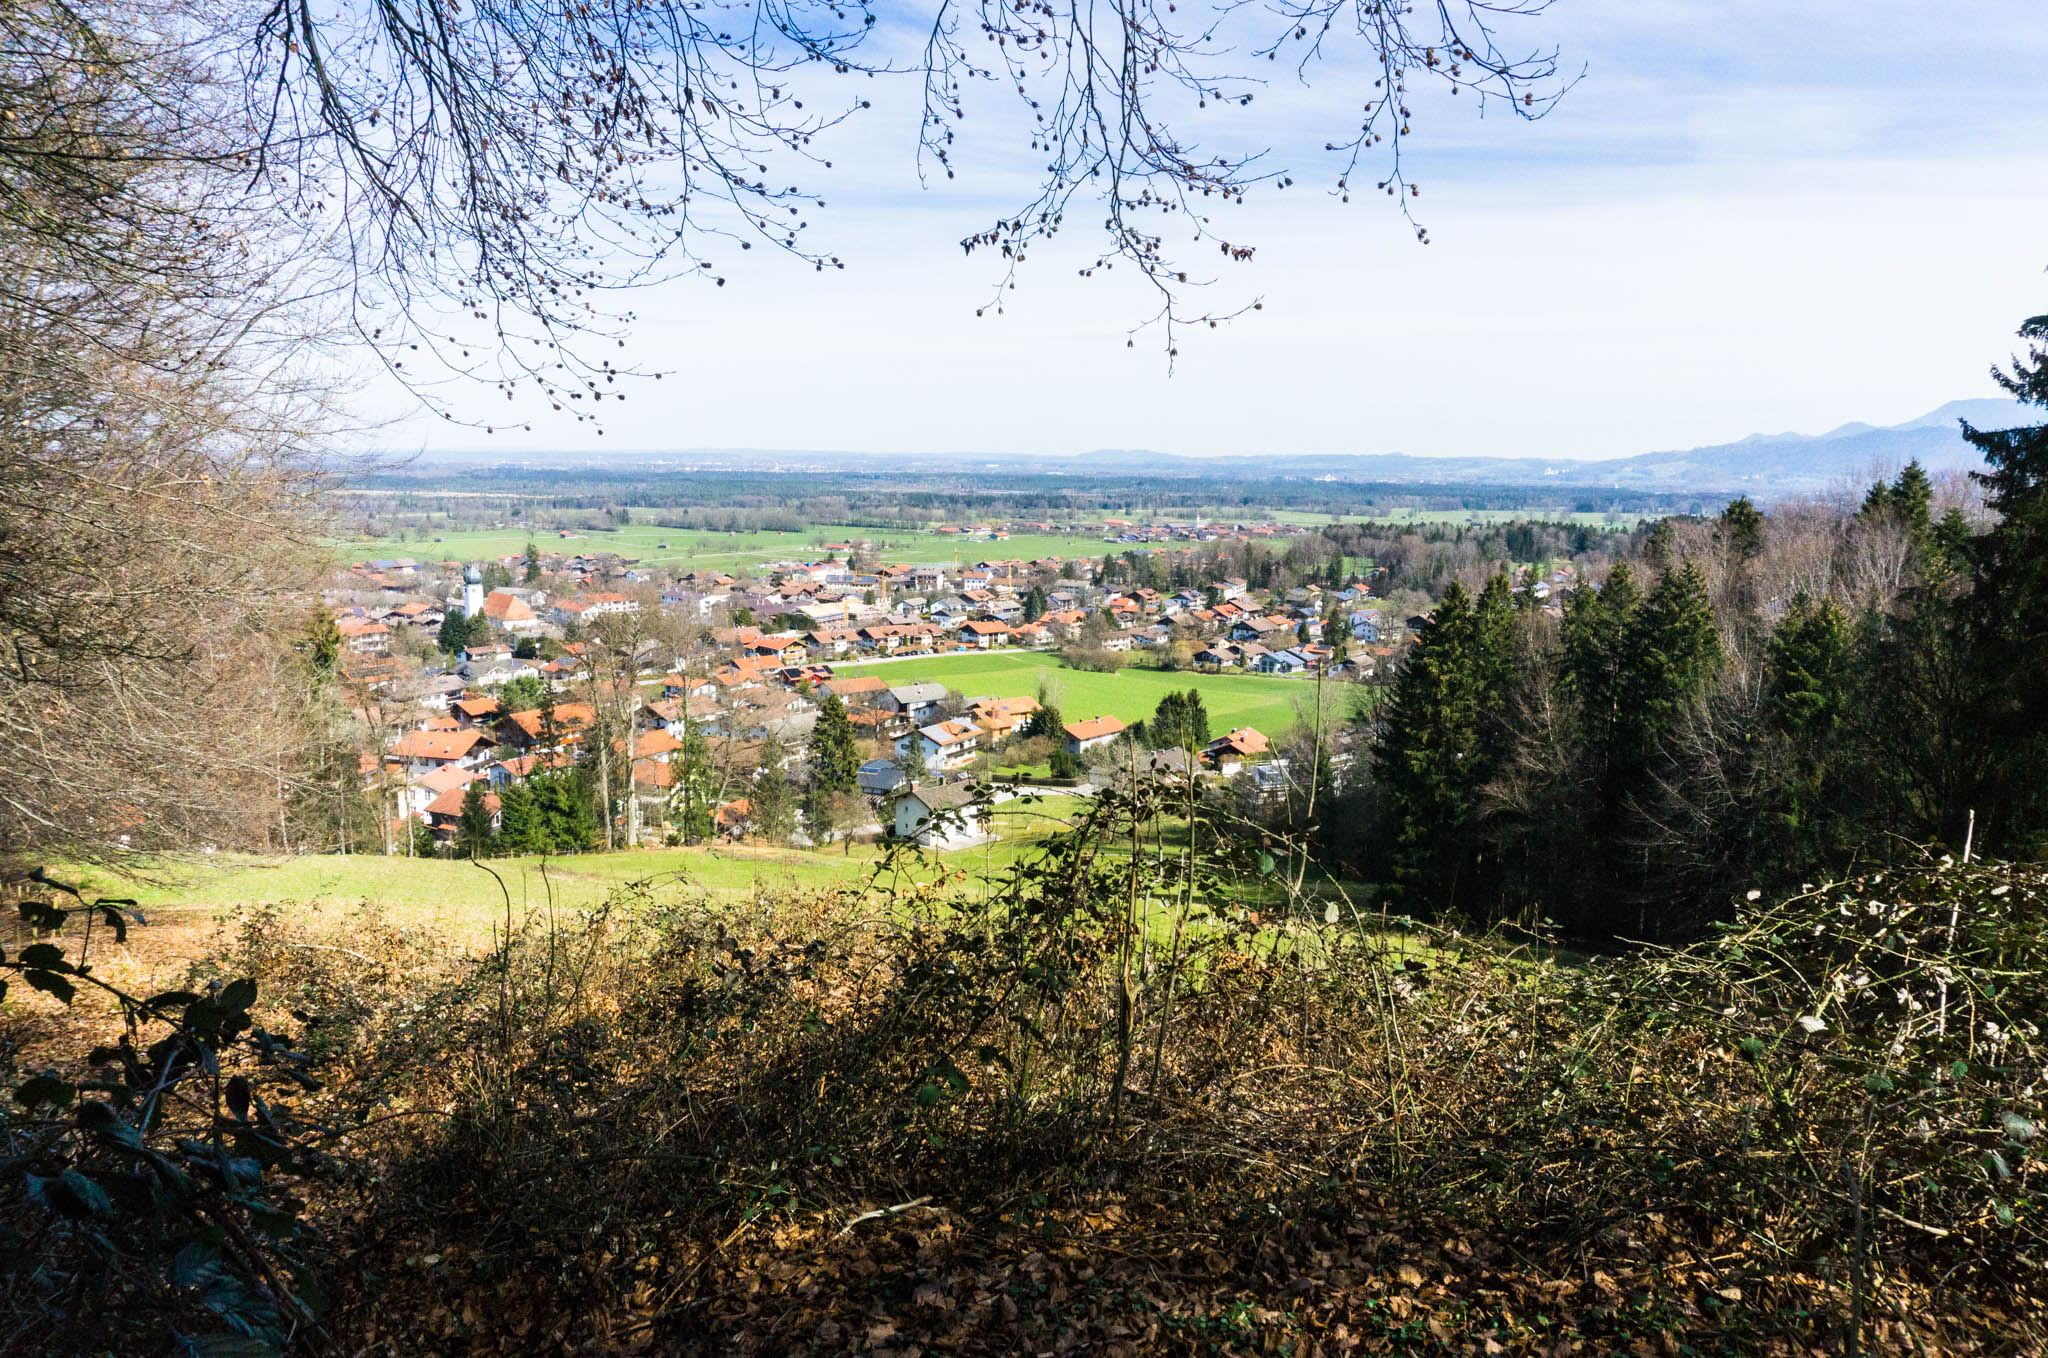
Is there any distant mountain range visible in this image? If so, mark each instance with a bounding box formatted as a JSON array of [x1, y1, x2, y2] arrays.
[[403, 398, 2033, 499], [1046, 399, 2032, 496]]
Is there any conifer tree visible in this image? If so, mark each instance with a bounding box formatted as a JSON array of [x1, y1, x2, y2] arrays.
[[1373, 582, 1486, 909], [1762, 596, 1855, 863], [455, 781, 497, 859], [1719, 496, 1766, 559], [1892, 461, 1934, 540], [1615, 562, 1721, 774], [1023, 584, 1048, 621], [808, 693, 860, 791], [1963, 314, 2048, 839], [1561, 561, 1642, 780], [438, 609, 472, 654]]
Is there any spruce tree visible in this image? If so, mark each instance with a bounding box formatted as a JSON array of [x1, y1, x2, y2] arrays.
[[1719, 496, 1766, 559], [455, 781, 497, 859], [1763, 596, 1854, 864], [807, 693, 860, 791], [1373, 582, 1485, 910], [1023, 584, 1048, 621], [1561, 561, 1642, 780], [1892, 461, 1934, 540], [1615, 562, 1721, 773], [1963, 313, 2048, 839], [437, 609, 471, 654]]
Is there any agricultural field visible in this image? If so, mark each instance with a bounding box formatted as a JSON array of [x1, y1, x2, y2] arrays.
[[828, 650, 1360, 735], [328, 520, 1211, 572]]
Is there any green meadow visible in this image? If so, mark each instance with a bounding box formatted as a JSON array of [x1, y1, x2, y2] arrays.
[[331, 521, 1203, 572], [60, 795, 1363, 950], [829, 650, 1357, 736]]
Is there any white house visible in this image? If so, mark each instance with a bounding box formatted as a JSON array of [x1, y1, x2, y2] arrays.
[[1063, 714, 1127, 755], [897, 718, 982, 772], [884, 683, 949, 726], [891, 783, 990, 849]]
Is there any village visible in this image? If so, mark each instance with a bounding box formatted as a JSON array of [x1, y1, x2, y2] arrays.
[[320, 522, 1548, 856]]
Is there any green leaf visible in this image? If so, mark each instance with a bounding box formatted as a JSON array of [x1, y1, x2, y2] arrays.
[[19, 942, 67, 968], [219, 979, 258, 1013]]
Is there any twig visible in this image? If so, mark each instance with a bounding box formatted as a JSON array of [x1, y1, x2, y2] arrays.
[[835, 1195, 934, 1237]]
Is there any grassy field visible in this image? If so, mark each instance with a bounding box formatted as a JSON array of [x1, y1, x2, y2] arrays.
[[61, 802, 1089, 935], [57, 791, 1360, 954], [834, 651, 1356, 734], [331, 521, 1197, 572]]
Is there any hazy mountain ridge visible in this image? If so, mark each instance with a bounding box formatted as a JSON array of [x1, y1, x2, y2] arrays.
[[400, 398, 2032, 498]]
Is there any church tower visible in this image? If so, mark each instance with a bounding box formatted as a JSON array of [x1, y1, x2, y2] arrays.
[[463, 563, 485, 617]]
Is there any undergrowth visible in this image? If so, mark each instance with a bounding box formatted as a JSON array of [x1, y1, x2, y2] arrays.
[[3, 788, 2042, 1353]]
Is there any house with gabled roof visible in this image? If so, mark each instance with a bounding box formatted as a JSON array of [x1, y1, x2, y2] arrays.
[[1204, 726, 1271, 775], [890, 782, 989, 849], [897, 718, 982, 772], [968, 695, 1039, 739], [1063, 714, 1127, 756], [480, 589, 544, 634], [390, 727, 494, 775]]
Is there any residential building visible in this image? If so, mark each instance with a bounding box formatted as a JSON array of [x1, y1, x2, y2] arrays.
[[897, 718, 982, 772], [1063, 714, 1127, 755], [891, 783, 989, 849]]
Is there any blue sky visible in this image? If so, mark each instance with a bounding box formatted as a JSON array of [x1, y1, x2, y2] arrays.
[[367, 1, 2048, 460]]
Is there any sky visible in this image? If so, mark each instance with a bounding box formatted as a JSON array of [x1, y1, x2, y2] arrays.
[[364, 0, 2048, 462]]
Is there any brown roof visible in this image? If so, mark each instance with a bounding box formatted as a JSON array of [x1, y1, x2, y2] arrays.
[[824, 675, 888, 698], [503, 702, 597, 743], [391, 729, 490, 762], [481, 591, 535, 622], [919, 719, 981, 747], [424, 784, 498, 818], [1210, 726, 1271, 757], [1064, 715, 1127, 743]]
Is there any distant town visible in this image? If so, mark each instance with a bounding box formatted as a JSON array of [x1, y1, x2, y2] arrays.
[[325, 513, 1580, 852]]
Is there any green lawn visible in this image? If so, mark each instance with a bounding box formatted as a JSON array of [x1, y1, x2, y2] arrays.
[[833, 651, 1358, 735]]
